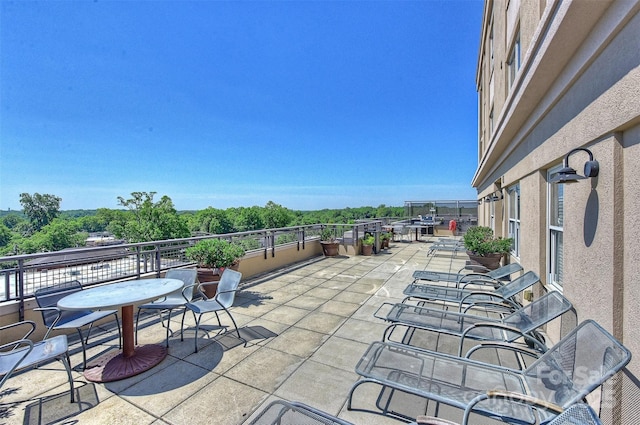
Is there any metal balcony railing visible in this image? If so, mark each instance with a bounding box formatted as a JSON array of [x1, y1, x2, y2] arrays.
[[0, 221, 392, 319]]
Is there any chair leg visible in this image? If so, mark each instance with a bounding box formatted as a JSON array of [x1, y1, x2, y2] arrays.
[[112, 313, 122, 349], [194, 314, 202, 353], [221, 306, 243, 342], [135, 308, 142, 345], [60, 352, 75, 403], [164, 308, 173, 348], [76, 328, 87, 370]]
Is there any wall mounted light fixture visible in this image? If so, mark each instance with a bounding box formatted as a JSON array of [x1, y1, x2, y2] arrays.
[[491, 191, 504, 201], [549, 147, 599, 184]]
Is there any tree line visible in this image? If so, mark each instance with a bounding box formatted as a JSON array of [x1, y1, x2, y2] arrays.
[[0, 191, 404, 255]]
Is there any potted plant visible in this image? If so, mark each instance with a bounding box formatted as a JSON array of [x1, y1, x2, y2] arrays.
[[380, 232, 391, 249], [320, 228, 340, 257], [462, 226, 513, 270], [185, 238, 245, 297], [361, 234, 375, 256]]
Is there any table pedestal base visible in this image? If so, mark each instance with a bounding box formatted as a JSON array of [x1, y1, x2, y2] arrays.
[[83, 344, 167, 382]]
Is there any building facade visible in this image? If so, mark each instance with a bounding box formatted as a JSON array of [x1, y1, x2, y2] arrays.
[[474, 0, 640, 420]]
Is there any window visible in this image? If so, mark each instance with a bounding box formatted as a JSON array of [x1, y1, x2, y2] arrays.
[[508, 184, 520, 257], [507, 30, 521, 88], [548, 166, 564, 288], [489, 21, 494, 68], [489, 106, 494, 135]]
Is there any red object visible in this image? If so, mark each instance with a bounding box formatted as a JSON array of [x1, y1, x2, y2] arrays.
[[448, 220, 457, 231]]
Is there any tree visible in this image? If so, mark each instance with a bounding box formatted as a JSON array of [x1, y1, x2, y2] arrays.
[[190, 207, 234, 235], [0, 224, 11, 247], [19, 192, 62, 231], [232, 206, 264, 232], [116, 192, 190, 242], [262, 201, 293, 229]]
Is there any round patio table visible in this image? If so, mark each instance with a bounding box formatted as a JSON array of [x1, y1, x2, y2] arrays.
[[58, 278, 183, 382]]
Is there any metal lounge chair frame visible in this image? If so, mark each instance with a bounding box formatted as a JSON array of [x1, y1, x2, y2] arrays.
[[347, 320, 630, 424], [135, 268, 198, 347], [412, 262, 523, 287], [250, 400, 354, 425], [375, 291, 573, 356], [0, 321, 75, 402], [412, 398, 601, 425], [183, 268, 244, 353], [426, 239, 465, 256], [402, 271, 540, 312], [34, 280, 122, 369]]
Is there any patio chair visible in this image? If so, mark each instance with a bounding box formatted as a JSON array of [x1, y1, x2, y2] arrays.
[[135, 268, 198, 347], [0, 321, 75, 402], [347, 320, 630, 424], [411, 399, 601, 425], [402, 271, 540, 312], [34, 280, 122, 369], [183, 268, 243, 353], [412, 262, 523, 287], [426, 239, 465, 256], [250, 400, 354, 425], [375, 291, 572, 356]]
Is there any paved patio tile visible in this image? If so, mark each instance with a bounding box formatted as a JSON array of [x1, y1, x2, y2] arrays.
[[283, 294, 327, 310], [309, 335, 369, 372], [163, 376, 267, 425], [264, 326, 327, 358], [225, 346, 305, 393], [295, 311, 347, 334]]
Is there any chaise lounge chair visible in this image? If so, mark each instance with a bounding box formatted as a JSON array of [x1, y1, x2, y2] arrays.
[[375, 291, 572, 356], [402, 271, 540, 312], [412, 262, 523, 287], [347, 320, 630, 424]]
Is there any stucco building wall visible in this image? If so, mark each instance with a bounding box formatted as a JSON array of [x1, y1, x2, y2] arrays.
[[474, 0, 640, 419]]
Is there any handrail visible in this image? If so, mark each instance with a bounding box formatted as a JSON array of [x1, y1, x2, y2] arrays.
[[0, 220, 390, 316]]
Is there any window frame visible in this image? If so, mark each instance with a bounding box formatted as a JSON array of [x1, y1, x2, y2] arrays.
[[507, 183, 520, 258], [547, 165, 564, 290], [507, 27, 521, 88]]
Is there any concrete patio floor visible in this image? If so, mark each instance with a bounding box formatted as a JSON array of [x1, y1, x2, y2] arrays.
[[2, 236, 483, 425]]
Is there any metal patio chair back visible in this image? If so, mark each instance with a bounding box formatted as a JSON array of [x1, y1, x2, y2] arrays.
[[34, 280, 122, 369], [135, 268, 198, 347], [523, 320, 630, 408]]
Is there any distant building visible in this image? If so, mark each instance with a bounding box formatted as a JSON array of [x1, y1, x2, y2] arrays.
[[474, 0, 639, 421]]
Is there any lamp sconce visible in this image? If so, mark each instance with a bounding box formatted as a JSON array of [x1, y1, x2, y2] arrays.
[[484, 196, 492, 202], [490, 191, 504, 202], [550, 147, 599, 184], [477, 199, 483, 205]]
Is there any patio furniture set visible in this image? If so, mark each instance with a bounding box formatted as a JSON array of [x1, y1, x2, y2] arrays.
[[0, 267, 244, 389]]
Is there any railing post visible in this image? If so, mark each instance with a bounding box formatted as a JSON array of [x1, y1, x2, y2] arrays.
[[155, 244, 162, 277], [17, 259, 25, 321], [135, 246, 142, 279]]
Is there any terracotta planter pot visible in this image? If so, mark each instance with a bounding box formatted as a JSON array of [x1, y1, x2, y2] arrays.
[[466, 251, 503, 270], [321, 241, 340, 257], [196, 267, 221, 298], [361, 244, 373, 256]]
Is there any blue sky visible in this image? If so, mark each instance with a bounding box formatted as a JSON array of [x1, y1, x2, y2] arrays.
[[1, 0, 483, 211]]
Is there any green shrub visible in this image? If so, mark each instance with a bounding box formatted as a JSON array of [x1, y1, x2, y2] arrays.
[[185, 238, 245, 268], [463, 226, 513, 256]]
